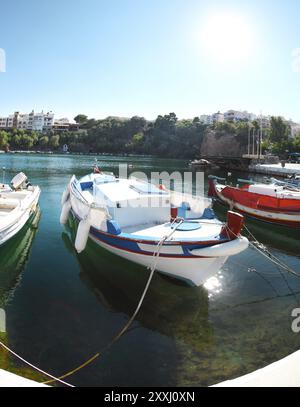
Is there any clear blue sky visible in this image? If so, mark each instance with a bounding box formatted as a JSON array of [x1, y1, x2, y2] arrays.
[[0, 0, 300, 121]]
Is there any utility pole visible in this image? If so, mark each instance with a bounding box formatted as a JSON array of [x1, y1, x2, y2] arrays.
[[252, 128, 255, 156], [258, 111, 264, 162], [248, 124, 250, 156]]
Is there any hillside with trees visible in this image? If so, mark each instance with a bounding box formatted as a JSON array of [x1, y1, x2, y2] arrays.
[[0, 113, 299, 159]]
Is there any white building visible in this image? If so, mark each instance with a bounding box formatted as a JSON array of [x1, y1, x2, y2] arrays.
[[199, 115, 213, 125], [53, 117, 70, 132], [212, 111, 224, 123], [0, 117, 8, 128], [290, 124, 300, 138], [0, 110, 54, 132], [200, 110, 255, 125], [224, 110, 254, 122]]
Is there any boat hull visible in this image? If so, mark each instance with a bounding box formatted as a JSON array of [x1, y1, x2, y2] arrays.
[[209, 179, 300, 228], [0, 188, 41, 246], [70, 211, 248, 286], [89, 233, 228, 286]]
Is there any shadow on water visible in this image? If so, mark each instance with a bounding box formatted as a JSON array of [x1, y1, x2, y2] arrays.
[[62, 204, 300, 387], [0, 207, 49, 383], [213, 201, 300, 255], [63, 216, 215, 356], [0, 208, 41, 309]]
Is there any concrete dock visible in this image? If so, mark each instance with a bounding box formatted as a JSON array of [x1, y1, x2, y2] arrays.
[[249, 163, 300, 176], [214, 350, 300, 387], [0, 369, 48, 387]]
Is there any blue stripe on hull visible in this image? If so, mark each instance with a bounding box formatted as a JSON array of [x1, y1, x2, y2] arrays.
[[71, 211, 223, 259]]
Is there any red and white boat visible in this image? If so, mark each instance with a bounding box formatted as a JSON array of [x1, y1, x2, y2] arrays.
[[208, 176, 300, 228]]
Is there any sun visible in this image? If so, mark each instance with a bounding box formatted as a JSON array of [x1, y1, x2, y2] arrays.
[[200, 12, 255, 65]]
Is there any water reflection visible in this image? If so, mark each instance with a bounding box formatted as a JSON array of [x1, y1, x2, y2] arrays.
[[0, 153, 299, 386], [213, 201, 300, 255], [63, 216, 215, 355], [0, 208, 47, 383], [0, 208, 41, 310]]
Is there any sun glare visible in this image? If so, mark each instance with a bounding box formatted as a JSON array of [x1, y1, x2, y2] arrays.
[[200, 12, 255, 65]]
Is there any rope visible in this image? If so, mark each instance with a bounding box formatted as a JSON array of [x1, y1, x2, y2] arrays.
[[243, 225, 300, 279], [223, 220, 300, 279], [0, 341, 74, 387], [224, 222, 300, 305], [43, 217, 184, 385]]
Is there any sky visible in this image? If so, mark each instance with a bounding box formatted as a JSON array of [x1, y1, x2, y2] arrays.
[[0, 0, 300, 122]]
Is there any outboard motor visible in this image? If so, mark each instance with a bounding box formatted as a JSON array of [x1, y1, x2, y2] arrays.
[[11, 172, 28, 190]]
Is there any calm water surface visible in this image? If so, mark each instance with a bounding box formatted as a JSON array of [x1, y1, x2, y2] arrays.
[[0, 153, 300, 387]]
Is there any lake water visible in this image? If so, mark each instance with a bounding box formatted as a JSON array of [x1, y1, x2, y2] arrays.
[[0, 153, 300, 387]]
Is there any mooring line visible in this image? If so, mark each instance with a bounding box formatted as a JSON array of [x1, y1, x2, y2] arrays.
[[225, 223, 300, 306], [0, 340, 74, 387], [43, 217, 184, 385]]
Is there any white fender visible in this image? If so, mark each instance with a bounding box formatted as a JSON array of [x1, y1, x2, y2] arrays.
[[75, 216, 91, 253], [60, 200, 72, 225], [190, 236, 249, 257], [61, 185, 70, 206]]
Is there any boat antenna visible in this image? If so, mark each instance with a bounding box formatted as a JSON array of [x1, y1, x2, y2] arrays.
[[2, 167, 5, 184]]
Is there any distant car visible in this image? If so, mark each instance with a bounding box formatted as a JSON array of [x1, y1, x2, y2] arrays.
[[288, 153, 300, 163]]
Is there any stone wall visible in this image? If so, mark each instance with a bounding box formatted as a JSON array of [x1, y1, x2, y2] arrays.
[[200, 130, 245, 157]]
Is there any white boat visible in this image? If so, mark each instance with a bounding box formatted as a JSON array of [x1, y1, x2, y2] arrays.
[[60, 172, 248, 286], [0, 173, 41, 246]]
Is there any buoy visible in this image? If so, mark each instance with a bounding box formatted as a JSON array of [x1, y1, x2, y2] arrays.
[[61, 185, 70, 206], [60, 200, 71, 225], [75, 215, 91, 253]]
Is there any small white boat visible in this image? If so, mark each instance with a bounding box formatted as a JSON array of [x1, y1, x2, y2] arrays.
[[0, 173, 41, 246], [61, 172, 248, 286]]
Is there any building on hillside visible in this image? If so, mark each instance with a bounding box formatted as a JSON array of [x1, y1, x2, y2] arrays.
[[53, 118, 70, 132], [0, 110, 54, 132], [212, 111, 224, 123], [199, 115, 213, 125], [0, 117, 8, 128], [290, 123, 300, 138], [224, 110, 255, 122]]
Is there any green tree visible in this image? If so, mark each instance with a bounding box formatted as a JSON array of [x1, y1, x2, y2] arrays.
[[74, 114, 88, 124], [270, 116, 289, 143], [0, 131, 9, 151], [39, 136, 49, 148], [49, 135, 60, 149]]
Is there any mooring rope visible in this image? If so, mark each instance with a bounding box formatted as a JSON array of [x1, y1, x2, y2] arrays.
[[0, 340, 74, 387], [243, 225, 300, 279], [42, 217, 184, 385], [223, 222, 300, 306]]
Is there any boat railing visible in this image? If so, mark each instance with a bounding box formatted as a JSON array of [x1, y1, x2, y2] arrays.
[[237, 179, 255, 185], [207, 175, 226, 182], [271, 177, 300, 191], [70, 177, 111, 215]]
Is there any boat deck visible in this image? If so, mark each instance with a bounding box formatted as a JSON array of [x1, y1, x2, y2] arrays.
[[124, 219, 223, 241], [0, 209, 12, 215]]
